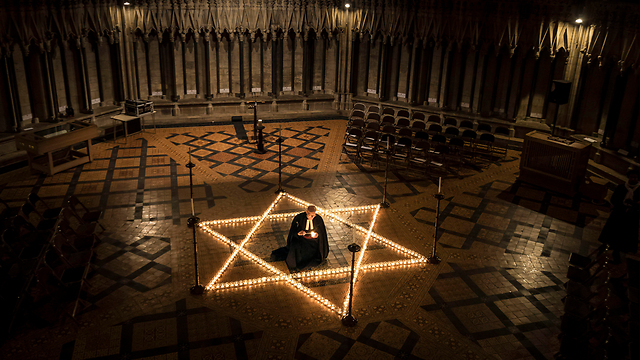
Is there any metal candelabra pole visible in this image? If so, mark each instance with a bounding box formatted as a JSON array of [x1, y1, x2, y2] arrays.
[[255, 119, 267, 154], [275, 129, 285, 193], [252, 101, 258, 141], [342, 243, 361, 327], [429, 177, 444, 265], [381, 147, 391, 208], [187, 148, 204, 294]]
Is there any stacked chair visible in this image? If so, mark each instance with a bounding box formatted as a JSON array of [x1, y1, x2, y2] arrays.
[[342, 104, 510, 174], [555, 247, 638, 360], [2, 194, 104, 338]]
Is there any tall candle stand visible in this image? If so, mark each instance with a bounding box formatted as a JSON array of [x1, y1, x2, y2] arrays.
[[341, 243, 361, 326], [187, 148, 204, 294], [428, 177, 443, 265], [380, 143, 391, 208], [255, 119, 267, 154], [275, 127, 285, 193]]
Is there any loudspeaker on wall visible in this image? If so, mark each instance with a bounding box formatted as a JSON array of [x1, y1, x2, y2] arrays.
[[549, 80, 572, 105]]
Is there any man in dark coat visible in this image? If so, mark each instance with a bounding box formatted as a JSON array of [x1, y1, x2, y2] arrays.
[[271, 205, 329, 270], [599, 169, 640, 261]]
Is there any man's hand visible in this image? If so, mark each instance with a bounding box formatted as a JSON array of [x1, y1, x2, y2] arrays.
[[298, 230, 306, 236], [311, 231, 318, 238]]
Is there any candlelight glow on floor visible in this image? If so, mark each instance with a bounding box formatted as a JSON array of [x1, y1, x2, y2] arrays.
[[198, 193, 429, 317]]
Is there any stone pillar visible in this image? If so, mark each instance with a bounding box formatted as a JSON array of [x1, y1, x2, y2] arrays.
[[58, 37, 78, 114], [472, 47, 489, 114], [506, 49, 525, 119], [263, 35, 273, 96], [2, 50, 22, 131], [75, 37, 93, 113], [250, 34, 262, 96], [388, 38, 401, 101], [367, 37, 380, 98], [325, 34, 337, 94], [218, 34, 230, 96], [149, 36, 163, 99], [313, 33, 326, 94], [407, 40, 420, 104], [203, 32, 213, 100], [355, 33, 369, 96], [294, 32, 304, 95], [98, 39, 115, 105], [282, 32, 294, 95], [172, 38, 184, 102], [13, 46, 33, 125], [40, 46, 58, 121], [427, 43, 444, 106], [230, 33, 242, 97], [183, 35, 197, 98], [459, 47, 477, 112], [84, 38, 101, 107], [396, 40, 412, 102]]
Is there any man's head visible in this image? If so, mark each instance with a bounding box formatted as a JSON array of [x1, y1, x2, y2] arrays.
[[306, 205, 316, 220], [628, 169, 640, 185]]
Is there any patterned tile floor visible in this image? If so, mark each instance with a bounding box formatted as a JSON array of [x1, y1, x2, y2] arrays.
[[0, 119, 625, 359]]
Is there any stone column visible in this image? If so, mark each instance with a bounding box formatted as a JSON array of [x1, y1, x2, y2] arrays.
[[355, 33, 369, 96], [313, 32, 326, 93], [407, 40, 420, 104], [388, 38, 402, 101], [472, 47, 489, 114], [2, 50, 22, 131], [40, 45, 58, 121], [396, 39, 412, 102], [13, 46, 33, 125], [427, 43, 444, 106], [325, 34, 337, 94], [459, 46, 477, 112], [367, 36, 380, 98], [250, 33, 262, 96], [172, 37, 184, 102], [97, 38, 114, 105], [183, 35, 197, 98], [218, 33, 230, 96], [76, 37, 93, 113], [203, 31, 213, 100], [229, 33, 241, 96], [58, 37, 77, 114], [149, 36, 163, 99], [263, 34, 273, 96], [282, 32, 294, 95], [294, 31, 304, 95]]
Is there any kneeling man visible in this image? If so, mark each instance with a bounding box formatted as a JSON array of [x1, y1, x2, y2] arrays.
[[272, 205, 329, 269]]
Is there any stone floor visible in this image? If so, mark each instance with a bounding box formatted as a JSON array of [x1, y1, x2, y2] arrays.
[[0, 119, 619, 359]]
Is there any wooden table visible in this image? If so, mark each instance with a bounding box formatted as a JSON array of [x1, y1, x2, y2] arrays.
[[111, 111, 156, 142], [15, 121, 99, 175]]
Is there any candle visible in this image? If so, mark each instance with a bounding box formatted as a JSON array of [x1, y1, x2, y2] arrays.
[[438, 177, 441, 193]]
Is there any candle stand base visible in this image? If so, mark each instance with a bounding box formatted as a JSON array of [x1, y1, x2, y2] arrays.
[[341, 315, 358, 327], [190, 285, 205, 295]]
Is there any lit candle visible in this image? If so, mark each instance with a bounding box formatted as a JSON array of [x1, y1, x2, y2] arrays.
[[258, 119, 262, 126], [438, 177, 441, 193]]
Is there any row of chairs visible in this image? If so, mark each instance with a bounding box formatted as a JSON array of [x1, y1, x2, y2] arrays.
[[1, 194, 104, 336], [350, 103, 512, 137], [556, 247, 639, 359]]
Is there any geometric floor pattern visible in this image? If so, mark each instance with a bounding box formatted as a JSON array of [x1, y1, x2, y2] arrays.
[[0, 119, 624, 360], [422, 263, 564, 360]]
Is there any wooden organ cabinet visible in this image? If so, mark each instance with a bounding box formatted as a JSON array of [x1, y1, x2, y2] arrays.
[[519, 131, 591, 196]]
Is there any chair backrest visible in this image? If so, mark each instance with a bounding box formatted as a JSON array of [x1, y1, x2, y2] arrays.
[[368, 105, 381, 114], [477, 123, 492, 133], [411, 121, 426, 130], [413, 141, 430, 152], [427, 115, 441, 124], [462, 129, 477, 139], [382, 107, 395, 116], [397, 137, 412, 148], [396, 118, 410, 128], [444, 118, 457, 127], [412, 112, 426, 121], [397, 109, 410, 118], [494, 126, 510, 136], [434, 144, 450, 154], [347, 128, 363, 139], [398, 128, 413, 138], [479, 133, 495, 142], [415, 131, 429, 141], [364, 131, 379, 141], [459, 120, 474, 129], [428, 124, 442, 133], [350, 110, 365, 120], [366, 113, 381, 122], [432, 134, 447, 143], [350, 119, 365, 129], [381, 115, 395, 124], [366, 122, 380, 131], [449, 137, 465, 147], [353, 103, 367, 112], [444, 127, 460, 136], [382, 125, 396, 134]]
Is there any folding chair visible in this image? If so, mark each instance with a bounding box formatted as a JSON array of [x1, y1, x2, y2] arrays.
[[28, 193, 63, 220], [67, 195, 105, 232]]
